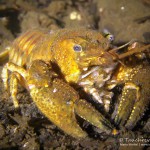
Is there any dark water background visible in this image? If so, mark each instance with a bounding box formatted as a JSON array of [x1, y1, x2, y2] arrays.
[[0, 0, 149, 149]]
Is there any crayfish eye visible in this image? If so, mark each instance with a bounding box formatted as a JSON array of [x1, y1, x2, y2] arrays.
[[105, 33, 114, 42], [73, 44, 82, 52]]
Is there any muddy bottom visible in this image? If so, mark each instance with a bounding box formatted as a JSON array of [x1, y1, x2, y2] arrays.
[[0, 0, 150, 149]]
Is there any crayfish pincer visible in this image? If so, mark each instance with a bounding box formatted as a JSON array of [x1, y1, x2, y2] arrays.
[[2, 59, 116, 138]]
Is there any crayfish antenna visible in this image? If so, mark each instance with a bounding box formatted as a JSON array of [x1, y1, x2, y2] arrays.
[[117, 44, 150, 59], [107, 39, 137, 65], [108, 39, 137, 54], [108, 39, 150, 61]]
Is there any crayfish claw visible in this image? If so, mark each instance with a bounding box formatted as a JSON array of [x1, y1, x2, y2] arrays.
[[75, 99, 115, 135]]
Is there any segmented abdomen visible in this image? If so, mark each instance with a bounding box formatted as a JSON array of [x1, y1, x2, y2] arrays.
[[9, 30, 46, 66]]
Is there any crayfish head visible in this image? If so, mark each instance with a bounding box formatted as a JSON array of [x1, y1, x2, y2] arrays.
[[70, 37, 116, 70], [77, 48, 117, 70]]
